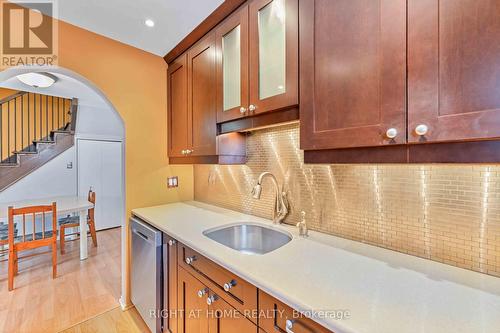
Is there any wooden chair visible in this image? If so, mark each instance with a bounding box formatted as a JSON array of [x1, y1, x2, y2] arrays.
[[59, 190, 97, 255], [8, 203, 58, 291]]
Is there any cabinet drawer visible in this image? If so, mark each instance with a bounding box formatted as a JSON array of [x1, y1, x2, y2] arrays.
[[259, 290, 333, 333], [178, 243, 258, 322]]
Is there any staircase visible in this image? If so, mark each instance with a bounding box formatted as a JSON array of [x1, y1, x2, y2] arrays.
[[0, 91, 78, 191]]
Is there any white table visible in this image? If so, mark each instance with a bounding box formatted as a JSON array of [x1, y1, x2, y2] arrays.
[[0, 196, 94, 260]]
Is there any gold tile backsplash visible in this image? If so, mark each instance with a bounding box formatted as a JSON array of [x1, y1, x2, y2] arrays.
[[194, 123, 500, 277]]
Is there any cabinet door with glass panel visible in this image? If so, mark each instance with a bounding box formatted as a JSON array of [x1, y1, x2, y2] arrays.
[[248, 0, 298, 115], [216, 0, 298, 122], [216, 4, 249, 123]]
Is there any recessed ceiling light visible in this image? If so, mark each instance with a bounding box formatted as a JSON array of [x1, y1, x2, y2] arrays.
[[17, 72, 57, 88], [144, 19, 155, 28]]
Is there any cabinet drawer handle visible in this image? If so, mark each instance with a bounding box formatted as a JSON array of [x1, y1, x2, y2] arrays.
[[240, 107, 247, 114], [206, 295, 218, 305], [248, 104, 256, 112], [181, 149, 187, 155], [168, 239, 176, 246], [185, 256, 196, 265], [197, 288, 208, 298], [223, 279, 236, 292]]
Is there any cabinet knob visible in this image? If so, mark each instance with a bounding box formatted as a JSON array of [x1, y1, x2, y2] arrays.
[[185, 256, 196, 265], [385, 128, 398, 139], [206, 295, 218, 305], [415, 124, 428, 136], [168, 239, 176, 246], [248, 104, 256, 112], [239, 107, 247, 114], [285, 320, 295, 333], [181, 150, 186, 155], [223, 280, 236, 292], [197, 288, 208, 298]]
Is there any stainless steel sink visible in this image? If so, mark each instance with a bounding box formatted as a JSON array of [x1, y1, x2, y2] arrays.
[[203, 223, 292, 255]]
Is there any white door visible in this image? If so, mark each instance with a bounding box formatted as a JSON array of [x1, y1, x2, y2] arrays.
[[77, 139, 123, 230]]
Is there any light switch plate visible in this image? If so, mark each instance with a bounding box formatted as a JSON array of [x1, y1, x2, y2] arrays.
[[167, 176, 178, 188]]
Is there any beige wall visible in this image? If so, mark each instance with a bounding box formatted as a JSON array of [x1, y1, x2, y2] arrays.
[[195, 123, 500, 278]]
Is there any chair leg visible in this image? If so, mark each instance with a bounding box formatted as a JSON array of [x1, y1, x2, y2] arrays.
[[60, 226, 66, 255], [89, 220, 97, 247], [52, 241, 57, 279], [8, 248, 14, 291], [13, 251, 18, 276]]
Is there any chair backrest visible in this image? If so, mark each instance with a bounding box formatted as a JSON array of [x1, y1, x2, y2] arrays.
[[88, 190, 96, 221], [8, 203, 57, 247]]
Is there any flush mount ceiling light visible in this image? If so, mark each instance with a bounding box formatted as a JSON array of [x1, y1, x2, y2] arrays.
[[144, 18, 155, 28], [16, 72, 57, 88]]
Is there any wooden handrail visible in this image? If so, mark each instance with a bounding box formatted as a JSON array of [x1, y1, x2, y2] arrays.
[[0, 91, 27, 105], [0, 91, 75, 164]]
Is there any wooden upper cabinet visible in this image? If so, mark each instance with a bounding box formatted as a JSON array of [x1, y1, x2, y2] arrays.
[[168, 54, 188, 157], [249, 0, 298, 115], [299, 0, 407, 150], [216, 4, 249, 123], [408, 0, 500, 144], [188, 32, 218, 156]]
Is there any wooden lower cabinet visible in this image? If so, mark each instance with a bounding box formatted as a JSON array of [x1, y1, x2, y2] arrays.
[[177, 267, 256, 333], [178, 267, 209, 333], [173, 242, 333, 333], [208, 290, 257, 333], [259, 290, 333, 333]]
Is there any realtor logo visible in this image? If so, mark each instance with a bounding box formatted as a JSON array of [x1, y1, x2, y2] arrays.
[[1, 0, 58, 68]]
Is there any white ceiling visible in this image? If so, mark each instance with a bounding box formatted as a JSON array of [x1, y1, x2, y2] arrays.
[[38, 0, 224, 56]]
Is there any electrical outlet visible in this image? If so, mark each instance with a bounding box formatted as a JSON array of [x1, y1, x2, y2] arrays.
[[167, 176, 179, 188]]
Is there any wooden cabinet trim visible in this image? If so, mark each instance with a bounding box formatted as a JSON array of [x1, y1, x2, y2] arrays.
[[164, 0, 247, 63]]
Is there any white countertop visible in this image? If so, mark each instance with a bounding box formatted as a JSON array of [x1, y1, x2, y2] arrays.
[[132, 201, 500, 333]]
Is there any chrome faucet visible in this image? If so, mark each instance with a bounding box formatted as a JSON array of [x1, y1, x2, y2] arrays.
[[251, 172, 289, 224]]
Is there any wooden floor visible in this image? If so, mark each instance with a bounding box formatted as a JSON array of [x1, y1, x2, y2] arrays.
[[60, 307, 150, 333], [0, 228, 122, 333]]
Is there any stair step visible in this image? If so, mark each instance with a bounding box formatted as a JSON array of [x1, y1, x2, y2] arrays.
[[0, 162, 19, 167], [13, 150, 38, 155], [34, 140, 55, 144]]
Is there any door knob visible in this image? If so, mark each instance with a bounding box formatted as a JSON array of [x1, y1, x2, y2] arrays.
[[385, 128, 398, 139], [248, 104, 256, 112], [239, 107, 247, 114], [285, 320, 295, 333], [415, 124, 428, 136]]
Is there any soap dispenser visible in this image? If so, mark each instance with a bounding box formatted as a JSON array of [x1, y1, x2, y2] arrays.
[[297, 211, 308, 237]]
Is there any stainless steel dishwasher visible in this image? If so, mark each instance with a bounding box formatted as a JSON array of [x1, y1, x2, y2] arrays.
[[130, 217, 162, 333]]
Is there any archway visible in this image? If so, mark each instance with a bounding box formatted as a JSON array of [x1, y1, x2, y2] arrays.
[[0, 65, 128, 309]]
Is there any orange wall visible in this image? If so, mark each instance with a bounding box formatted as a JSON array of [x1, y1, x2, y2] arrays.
[[55, 22, 193, 209]]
